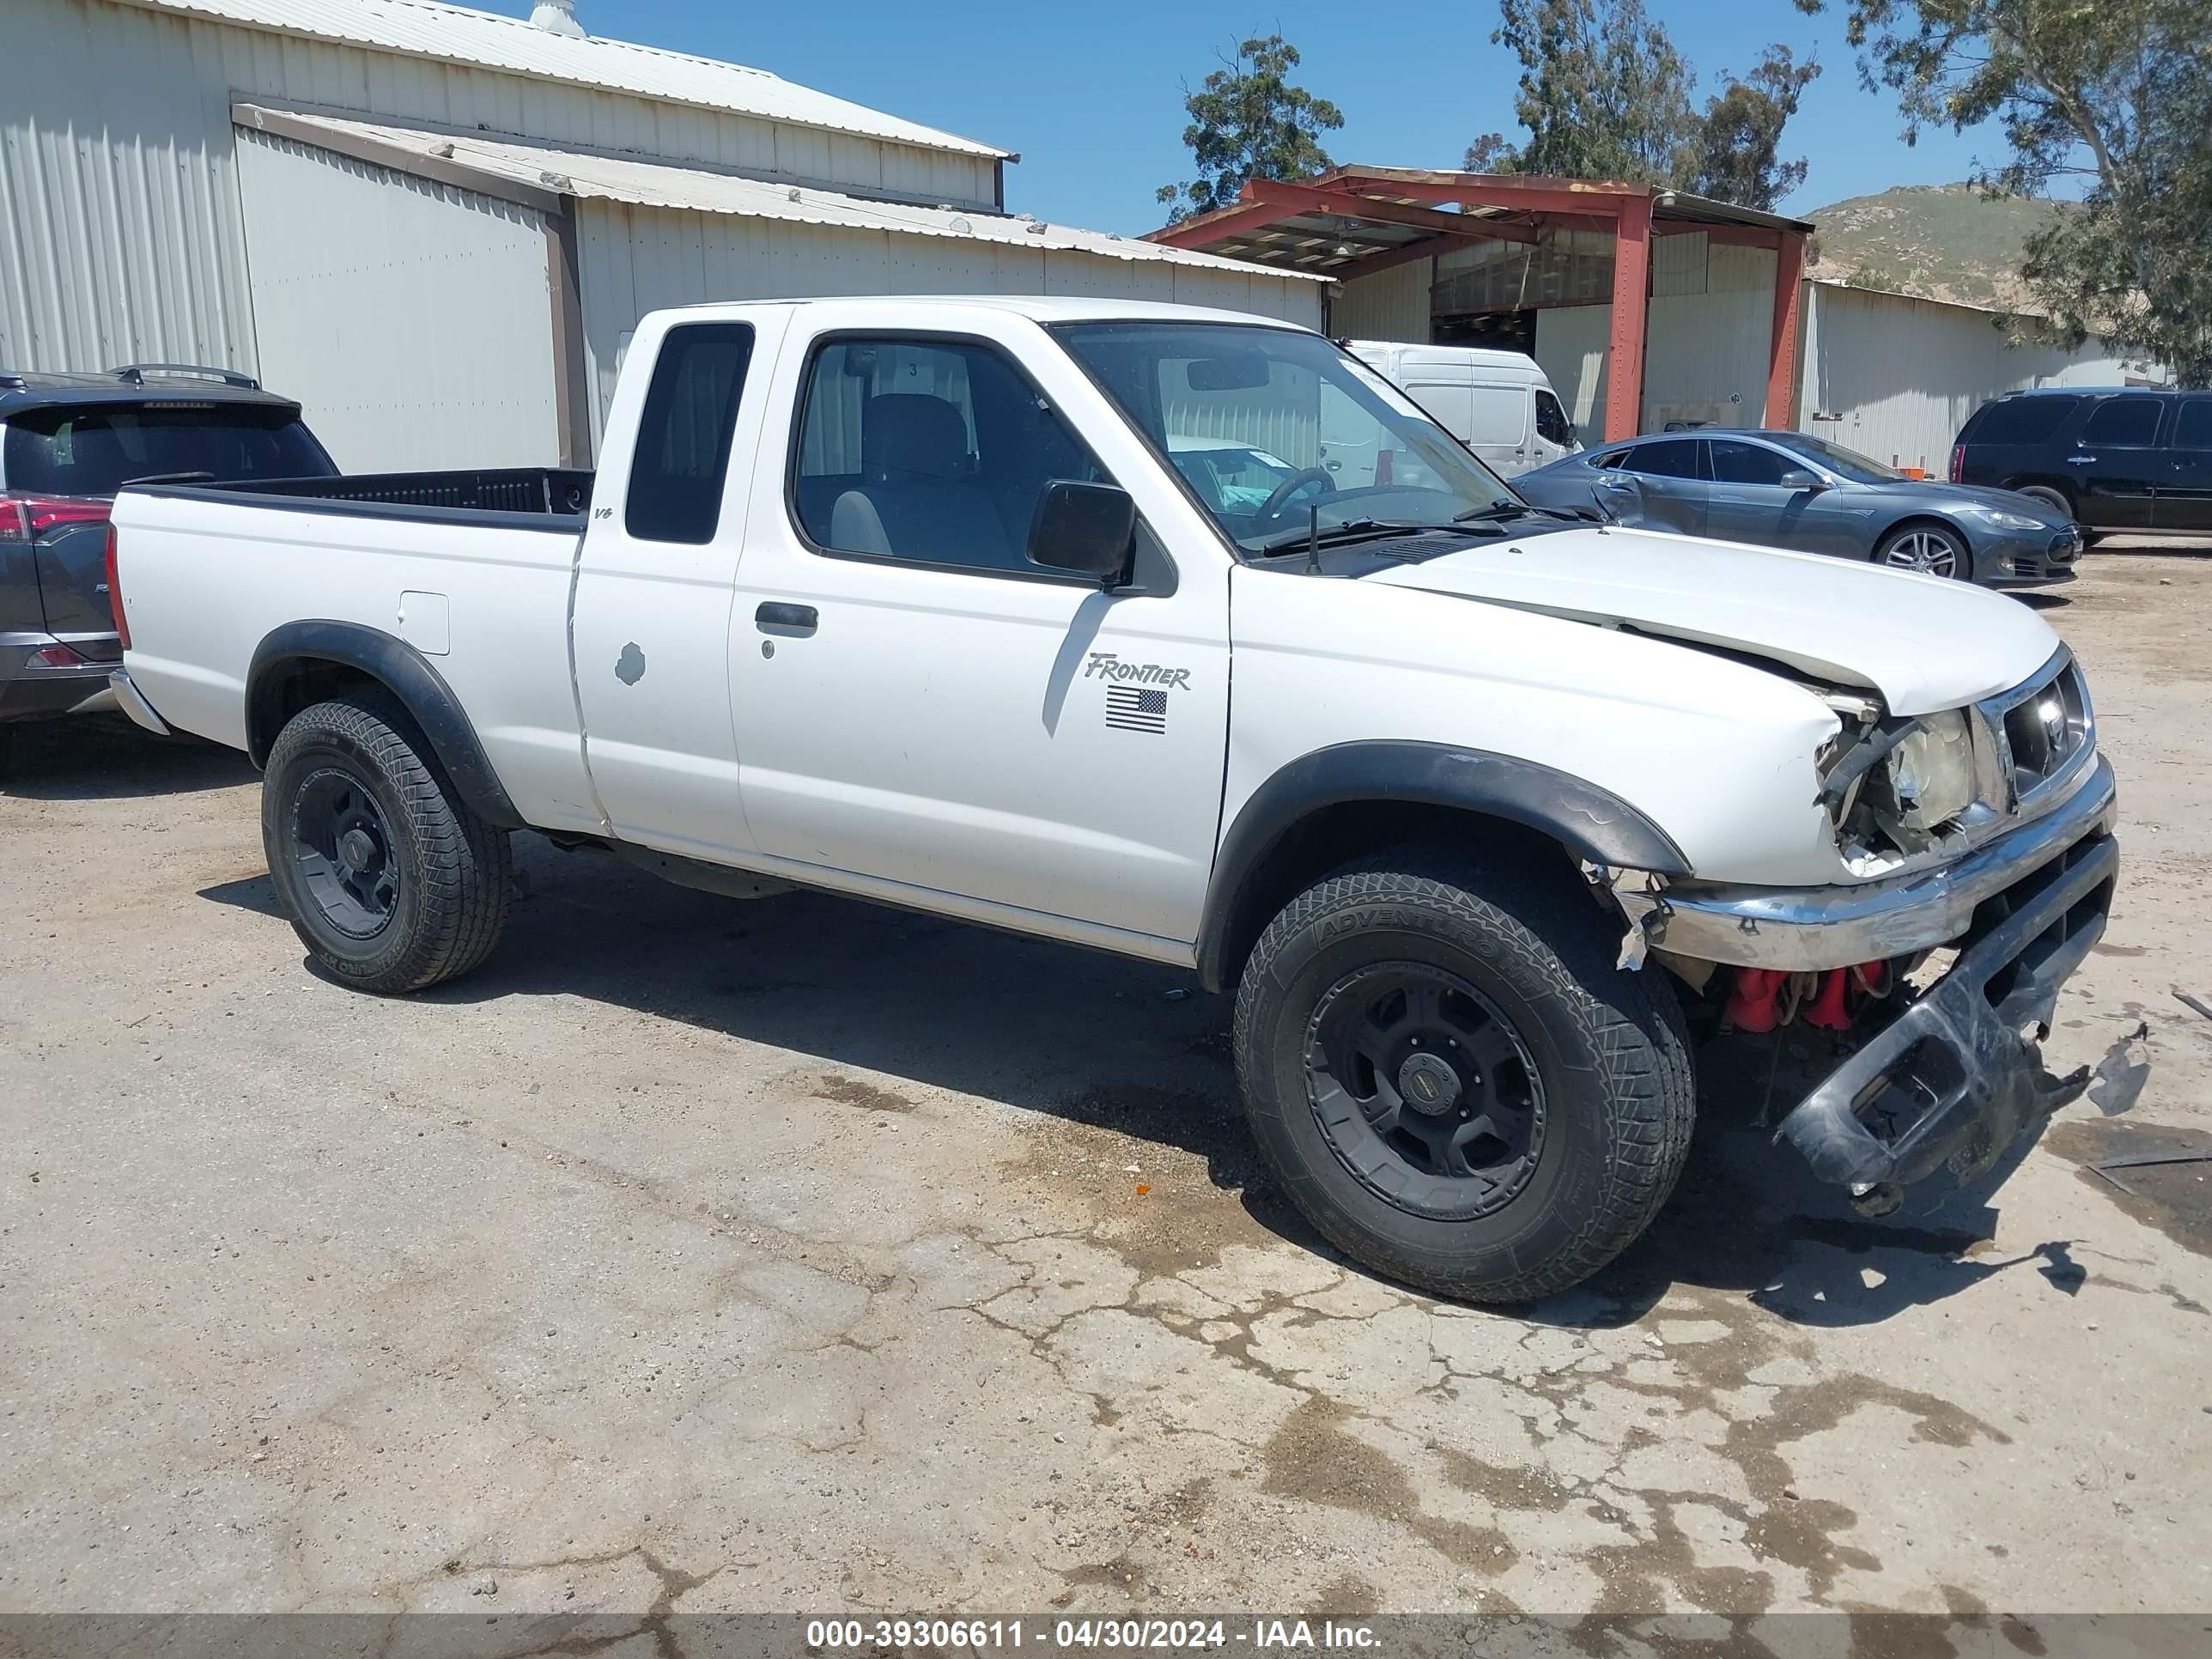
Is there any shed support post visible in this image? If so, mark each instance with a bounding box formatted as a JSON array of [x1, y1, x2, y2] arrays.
[[1764, 231, 1808, 428], [1603, 194, 1651, 443]]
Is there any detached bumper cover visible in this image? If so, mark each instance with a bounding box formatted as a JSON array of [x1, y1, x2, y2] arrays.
[[1778, 813, 2118, 1189]]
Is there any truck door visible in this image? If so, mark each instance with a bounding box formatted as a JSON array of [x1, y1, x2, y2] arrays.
[[726, 320, 1231, 951], [570, 312, 791, 855]]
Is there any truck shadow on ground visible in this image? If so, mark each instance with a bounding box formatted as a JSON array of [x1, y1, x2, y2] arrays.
[[0, 713, 257, 800], [201, 834, 2100, 1332]]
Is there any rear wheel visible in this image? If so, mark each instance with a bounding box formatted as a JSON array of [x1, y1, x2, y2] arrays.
[[2013, 484, 2073, 522], [1875, 521, 1969, 580], [1233, 850, 1694, 1304], [261, 692, 510, 994]]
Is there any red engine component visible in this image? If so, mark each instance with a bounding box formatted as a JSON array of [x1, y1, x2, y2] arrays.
[[1723, 968, 1787, 1033], [1802, 969, 1853, 1030]]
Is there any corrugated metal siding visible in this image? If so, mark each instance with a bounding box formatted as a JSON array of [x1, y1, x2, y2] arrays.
[[0, 0, 997, 374], [1532, 305, 1612, 437], [1801, 282, 2154, 474], [1649, 230, 1707, 297], [1329, 259, 1431, 342], [125, 0, 1012, 160], [574, 201, 1325, 452], [234, 128, 556, 470]]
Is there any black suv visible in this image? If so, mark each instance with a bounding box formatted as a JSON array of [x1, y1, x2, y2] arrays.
[[1951, 386, 2212, 538], [1, 364, 335, 762]]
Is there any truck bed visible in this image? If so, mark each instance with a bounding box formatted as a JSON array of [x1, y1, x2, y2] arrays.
[[149, 465, 593, 526]]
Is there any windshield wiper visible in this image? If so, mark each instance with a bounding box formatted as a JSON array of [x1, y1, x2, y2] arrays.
[[1255, 518, 1505, 556], [1452, 499, 1586, 525]]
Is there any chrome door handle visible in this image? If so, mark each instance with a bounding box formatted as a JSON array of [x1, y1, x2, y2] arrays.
[[2065, 455, 2097, 465]]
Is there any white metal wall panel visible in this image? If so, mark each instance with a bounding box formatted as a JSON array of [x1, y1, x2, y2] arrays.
[[0, 0, 995, 374], [1802, 282, 2154, 474], [1650, 231, 1708, 297], [234, 128, 556, 471], [574, 202, 1324, 453], [1532, 305, 1613, 438], [1329, 259, 1433, 342]]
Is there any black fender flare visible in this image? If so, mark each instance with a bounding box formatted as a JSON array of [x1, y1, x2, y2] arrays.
[[246, 618, 524, 829], [1194, 740, 1691, 993]]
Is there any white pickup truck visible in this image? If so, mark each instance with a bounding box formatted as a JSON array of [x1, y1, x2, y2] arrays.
[[105, 297, 2118, 1303]]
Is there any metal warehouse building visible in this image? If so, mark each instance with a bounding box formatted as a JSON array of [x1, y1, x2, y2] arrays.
[[1156, 167, 2153, 477], [1, 0, 1326, 471]]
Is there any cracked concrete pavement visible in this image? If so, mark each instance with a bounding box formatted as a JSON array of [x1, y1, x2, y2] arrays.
[[3, 547, 2209, 1624]]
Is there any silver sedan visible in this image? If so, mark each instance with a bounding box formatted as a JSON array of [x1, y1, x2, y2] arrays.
[[1513, 428, 2081, 587]]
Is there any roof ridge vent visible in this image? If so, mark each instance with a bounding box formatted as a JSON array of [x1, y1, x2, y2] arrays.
[[528, 0, 585, 38]]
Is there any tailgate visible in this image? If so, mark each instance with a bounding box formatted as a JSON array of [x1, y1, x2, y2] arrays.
[[33, 515, 121, 660]]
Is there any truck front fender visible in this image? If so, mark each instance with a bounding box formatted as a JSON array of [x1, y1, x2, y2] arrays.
[[246, 619, 524, 830], [1194, 741, 1691, 994]]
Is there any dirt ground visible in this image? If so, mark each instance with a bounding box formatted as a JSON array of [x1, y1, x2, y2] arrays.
[[3, 544, 2209, 1628]]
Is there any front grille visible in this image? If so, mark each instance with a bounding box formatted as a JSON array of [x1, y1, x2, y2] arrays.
[[1981, 655, 2092, 806]]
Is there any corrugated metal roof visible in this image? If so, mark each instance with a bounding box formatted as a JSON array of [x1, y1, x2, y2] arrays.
[[125, 0, 1012, 159], [238, 106, 1335, 281]]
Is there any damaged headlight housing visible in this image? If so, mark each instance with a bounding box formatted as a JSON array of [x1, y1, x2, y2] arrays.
[[1885, 709, 1976, 832], [1822, 706, 1987, 873]]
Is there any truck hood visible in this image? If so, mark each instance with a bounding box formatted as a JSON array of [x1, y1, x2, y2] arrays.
[[1358, 526, 2060, 715]]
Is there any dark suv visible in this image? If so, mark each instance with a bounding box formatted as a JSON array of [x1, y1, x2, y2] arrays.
[[1, 364, 335, 762], [1951, 386, 2212, 538]]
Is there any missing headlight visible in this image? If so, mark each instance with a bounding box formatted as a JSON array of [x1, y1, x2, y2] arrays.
[[1835, 709, 1979, 871]]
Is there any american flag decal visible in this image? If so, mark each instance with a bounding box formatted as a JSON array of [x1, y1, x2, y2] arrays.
[[1105, 685, 1170, 734]]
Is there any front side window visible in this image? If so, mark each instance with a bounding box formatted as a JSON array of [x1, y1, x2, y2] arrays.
[[2080, 396, 2162, 448], [792, 337, 1109, 574], [626, 322, 755, 544], [2, 404, 333, 496], [1534, 388, 1572, 446], [1621, 440, 1704, 480], [1052, 322, 1527, 555], [1709, 439, 1792, 486]]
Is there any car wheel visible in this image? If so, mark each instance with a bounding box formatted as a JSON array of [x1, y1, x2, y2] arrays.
[[261, 691, 511, 994], [2013, 484, 2073, 522], [1233, 848, 1694, 1304], [1875, 522, 1969, 580]]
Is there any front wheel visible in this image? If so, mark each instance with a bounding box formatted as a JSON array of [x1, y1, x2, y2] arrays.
[[261, 692, 511, 994], [1232, 852, 1694, 1304], [1875, 521, 1970, 580]]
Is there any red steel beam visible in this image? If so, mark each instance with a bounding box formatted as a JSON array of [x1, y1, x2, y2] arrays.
[[1146, 200, 1284, 247], [1603, 192, 1652, 442], [1765, 230, 1808, 428]]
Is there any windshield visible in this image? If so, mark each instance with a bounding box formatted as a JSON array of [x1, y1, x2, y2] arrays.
[[2, 404, 335, 497], [1765, 432, 1900, 484], [1053, 322, 1525, 553]]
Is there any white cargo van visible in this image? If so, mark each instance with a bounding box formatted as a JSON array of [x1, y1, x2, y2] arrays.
[[1344, 342, 1578, 477]]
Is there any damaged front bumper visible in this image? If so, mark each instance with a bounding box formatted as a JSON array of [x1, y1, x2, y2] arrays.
[[1775, 812, 2115, 1190], [1618, 754, 2119, 1195]]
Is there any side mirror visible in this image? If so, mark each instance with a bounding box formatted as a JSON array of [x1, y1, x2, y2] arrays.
[[1778, 466, 1826, 491], [1027, 480, 1136, 584]]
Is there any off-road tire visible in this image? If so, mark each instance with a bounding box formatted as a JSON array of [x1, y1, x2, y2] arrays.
[[1233, 849, 1693, 1304], [261, 692, 510, 994]]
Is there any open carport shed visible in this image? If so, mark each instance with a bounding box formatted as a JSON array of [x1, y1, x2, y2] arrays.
[[1148, 167, 1814, 444]]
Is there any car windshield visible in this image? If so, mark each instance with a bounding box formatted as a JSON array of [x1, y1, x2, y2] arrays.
[[1052, 322, 1533, 554], [1765, 432, 1900, 484], [2, 403, 334, 497]]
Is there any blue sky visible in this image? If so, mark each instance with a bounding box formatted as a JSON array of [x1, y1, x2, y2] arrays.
[[493, 1, 2008, 232]]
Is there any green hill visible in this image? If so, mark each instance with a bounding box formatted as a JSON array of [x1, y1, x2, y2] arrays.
[[1800, 183, 2068, 311]]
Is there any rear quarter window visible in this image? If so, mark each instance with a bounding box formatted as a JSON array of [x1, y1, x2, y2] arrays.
[[1965, 396, 2080, 446]]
